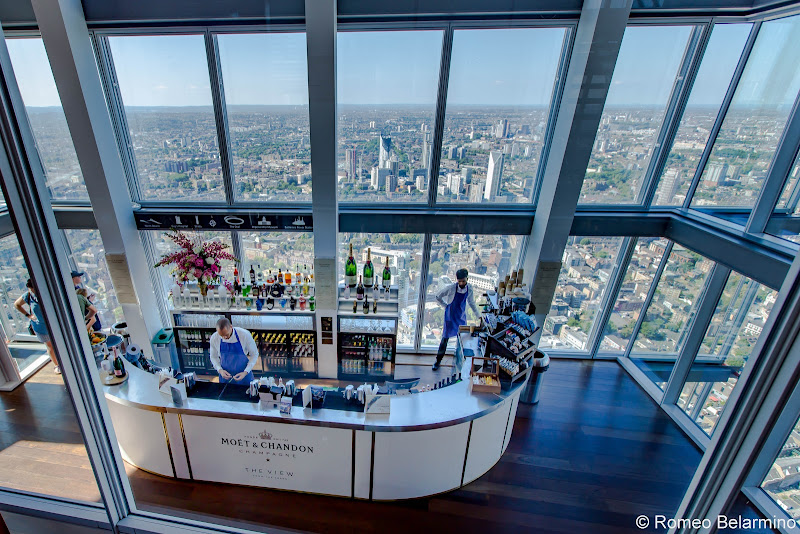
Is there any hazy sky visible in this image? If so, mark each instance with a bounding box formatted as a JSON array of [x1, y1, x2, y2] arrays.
[[4, 20, 795, 110]]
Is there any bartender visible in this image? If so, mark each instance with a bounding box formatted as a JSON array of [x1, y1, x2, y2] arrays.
[[209, 318, 259, 385], [433, 268, 480, 371]]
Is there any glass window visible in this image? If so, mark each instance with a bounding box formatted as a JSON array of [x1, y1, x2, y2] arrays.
[[337, 233, 423, 348], [437, 27, 566, 205], [679, 273, 776, 435], [0, 234, 33, 346], [108, 35, 224, 202], [63, 230, 124, 329], [5, 38, 89, 201], [599, 237, 665, 354], [692, 14, 800, 209], [422, 234, 522, 348], [766, 150, 800, 245], [579, 25, 693, 205], [217, 33, 311, 202], [337, 30, 443, 203], [762, 416, 800, 520], [653, 24, 752, 206], [149, 231, 233, 306], [629, 243, 713, 389], [240, 232, 314, 280], [0, 232, 102, 502], [539, 236, 625, 352]]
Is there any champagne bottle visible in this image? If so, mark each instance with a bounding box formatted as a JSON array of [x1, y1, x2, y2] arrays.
[[373, 298, 378, 314], [345, 243, 358, 287], [356, 275, 365, 301], [344, 283, 351, 299], [363, 293, 369, 314], [353, 299, 358, 313], [363, 248, 374, 281], [249, 264, 256, 286], [382, 256, 391, 289], [113, 353, 126, 378], [372, 276, 379, 300]]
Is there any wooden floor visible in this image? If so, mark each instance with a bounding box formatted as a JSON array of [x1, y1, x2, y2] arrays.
[[0, 359, 772, 532]]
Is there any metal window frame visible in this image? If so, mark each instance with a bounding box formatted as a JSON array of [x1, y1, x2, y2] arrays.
[[681, 21, 762, 208]]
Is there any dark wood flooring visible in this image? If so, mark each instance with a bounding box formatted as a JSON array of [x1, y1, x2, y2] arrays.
[[0, 358, 774, 532]]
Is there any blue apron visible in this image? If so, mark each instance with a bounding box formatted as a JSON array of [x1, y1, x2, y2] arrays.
[[219, 330, 254, 385], [443, 287, 468, 338]]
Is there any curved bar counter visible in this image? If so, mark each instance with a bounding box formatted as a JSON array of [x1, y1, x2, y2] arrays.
[[103, 334, 522, 500]]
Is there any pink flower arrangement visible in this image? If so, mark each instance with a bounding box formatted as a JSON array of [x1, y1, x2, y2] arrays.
[[154, 231, 238, 286]]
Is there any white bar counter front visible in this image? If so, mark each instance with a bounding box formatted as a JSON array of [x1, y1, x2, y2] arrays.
[[103, 333, 523, 500]]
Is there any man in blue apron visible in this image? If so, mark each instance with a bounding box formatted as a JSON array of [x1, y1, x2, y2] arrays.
[[433, 268, 480, 371], [209, 318, 259, 385]]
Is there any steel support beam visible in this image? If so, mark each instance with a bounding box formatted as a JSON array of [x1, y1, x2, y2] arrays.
[[31, 0, 163, 359], [522, 0, 633, 330]]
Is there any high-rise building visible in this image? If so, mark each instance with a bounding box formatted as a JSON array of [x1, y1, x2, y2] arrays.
[[345, 148, 357, 181], [658, 169, 682, 204], [704, 163, 727, 187], [484, 151, 504, 201], [385, 174, 398, 194], [461, 167, 474, 183], [389, 160, 400, 178], [421, 135, 431, 168], [449, 174, 463, 196], [371, 167, 391, 190], [469, 180, 485, 203], [496, 119, 509, 139], [379, 135, 392, 169]]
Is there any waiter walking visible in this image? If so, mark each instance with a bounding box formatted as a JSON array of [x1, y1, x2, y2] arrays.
[[209, 318, 259, 385], [433, 268, 480, 371]]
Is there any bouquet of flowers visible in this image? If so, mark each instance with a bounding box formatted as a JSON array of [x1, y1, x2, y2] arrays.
[[154, 231, 237, 295]]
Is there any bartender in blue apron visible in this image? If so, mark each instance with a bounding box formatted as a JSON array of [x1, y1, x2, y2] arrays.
[[209, 318, 259, 385], [433, 268, 480, 371]]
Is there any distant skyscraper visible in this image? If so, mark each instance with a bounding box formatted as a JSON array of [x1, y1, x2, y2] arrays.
[[379, 136, 392, 169], [385, 174, 398, 193], [415, 174, 426, 192], [449, 174, 463, 196], [704, 163, 727, 187], [469, 180, 485, 203], [422, 134, 432, 168], [484, 151, 504, 201], [461, 167, 474, 183], [389, 160, 400, 178], [658, 169, 682, 204], [446, 146, 458, 159], [345, 149, 357, 181], [495, 119, 509, 139], [371, 167, 391, 190]]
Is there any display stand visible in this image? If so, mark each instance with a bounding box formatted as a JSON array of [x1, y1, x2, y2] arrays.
[[336, 284, 399, 381]]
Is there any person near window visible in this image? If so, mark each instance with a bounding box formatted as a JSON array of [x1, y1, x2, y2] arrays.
[[433, 268, 479, 371], [14, 279, 60, 374], [209, 318, 258, 385], [71, 270, 84, 289], [76, 288, 98, 332]]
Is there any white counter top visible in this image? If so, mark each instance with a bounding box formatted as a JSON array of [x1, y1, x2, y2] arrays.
[[104, 333, 519, 432]]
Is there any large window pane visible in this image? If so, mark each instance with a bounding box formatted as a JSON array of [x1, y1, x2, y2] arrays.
[[337, 30, 442, 203], [692, 14, 800, 208], [629, 244, 713, 389], [422, 234, 522, 348], [766, 150, 800, 244], [6, 38, 89, 201], [150, 231, 233, 306], [679, 274, 776, 435], [337, 233, 423, 348], [63, 230, 123, 329], [437, 27, 566, 204], [240, 232, 314, 280], [579, 25, 693, 205], [599, 238, 664, 354], [109, 35, 224, 202], [763, 416, 800, 519], [218, 33, 311, 202], [653, 24, 752, 206], [539, 236, 624, 352], [0, 234, 31, 344]]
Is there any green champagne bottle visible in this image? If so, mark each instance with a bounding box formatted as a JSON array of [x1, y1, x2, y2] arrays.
[[381, 256, 391, 289], [363, 248, 374, 281], [345, 243, 358, 288]]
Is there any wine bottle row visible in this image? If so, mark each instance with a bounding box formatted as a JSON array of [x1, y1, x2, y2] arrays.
[[345, 245, 392, 290]]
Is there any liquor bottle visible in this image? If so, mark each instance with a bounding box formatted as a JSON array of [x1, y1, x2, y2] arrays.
[[249, 264, 256, 287], [344, 283, 351, 299], [372, 276, 379, 300], [345, 243, 358, 287], [382, 256, 391, 289], [256, 264, 264, 285], [353, 299, 358, 313], [302, 275, 309, 295], [267, 269, 275, 285], [309, 264, 314, 283], [373, 297, 378, 314], [356, 275, 365, 301], [277, 269, 283, 287], [295, 265, 302, 284], [233, 266, 239, 284], [363, 248, 374, 281], [113, 353, 126, 378], [285, 268, 292, 285], [363, 294, 369, 314]]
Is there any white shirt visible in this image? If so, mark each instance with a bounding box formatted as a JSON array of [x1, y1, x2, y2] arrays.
[[208, 327, 259, 374]]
